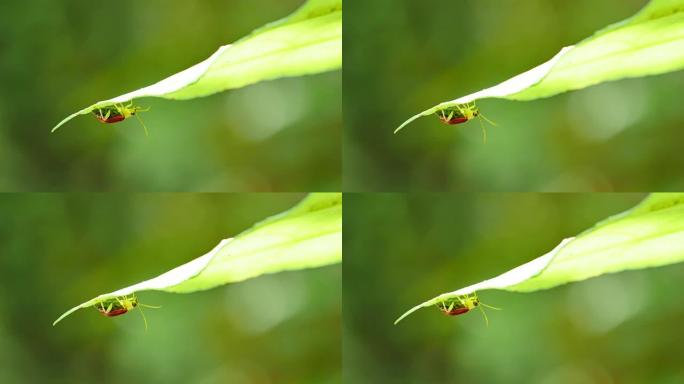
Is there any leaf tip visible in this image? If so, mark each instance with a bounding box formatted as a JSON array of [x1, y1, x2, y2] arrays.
[[51, 120, 66, 133], [393, 302, 428, 325], [51, 113, 81, 133], [52, 315, 65, 327], [52, 304, 88, 327], [394, 113, 424, 134]]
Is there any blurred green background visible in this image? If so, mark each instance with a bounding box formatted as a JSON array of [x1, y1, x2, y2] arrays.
[[0, 0, 341, 192], [0, 194, 340, 383], [344, 0, 684, 191], [344, 193, 684, 383]]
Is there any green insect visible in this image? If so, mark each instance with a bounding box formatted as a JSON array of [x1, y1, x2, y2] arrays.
[[436, 102, 497, 143], [96, 294, 160, 330], [92, 101, 150, 136], [436, 292, 500, 326]]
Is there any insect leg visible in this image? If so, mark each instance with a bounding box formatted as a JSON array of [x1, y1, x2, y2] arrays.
[[116, 296, 131, 311], [118, 104, 128, 116], [455, 103, 466, 117]]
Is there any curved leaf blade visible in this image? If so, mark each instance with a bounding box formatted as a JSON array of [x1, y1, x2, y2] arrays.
[[396, 0, 684, 132], [52, 0, 342, 132], [396, 193, 684, 323], [394, 47, 572, 133], [53, 192, 342, 326]]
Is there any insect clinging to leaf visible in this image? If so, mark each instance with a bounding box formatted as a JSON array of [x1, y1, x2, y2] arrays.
[[96, 294, 160, 330], [436, 292, 501, 326], [92, 101, 150, 136], [436, 101, 497, 143]]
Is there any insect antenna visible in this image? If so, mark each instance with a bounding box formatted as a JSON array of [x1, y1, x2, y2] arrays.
[[137, 305, 149, 331], [477, 300, 502, 327], [478, 117, 487, 144], [479, 113, 497, 127], [480, 302, 502, 311], [134, 114, 149, 137], [137, 301, 161, 331], [477, 113, 497, 144], [477, 305, 490, 327], [128, 101, 151, 136]]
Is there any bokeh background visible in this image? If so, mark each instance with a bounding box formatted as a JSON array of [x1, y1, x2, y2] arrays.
[[344, 193, 684, 383], [0, 0, 341, 192], [344, 0, 684, 191], [0, 194, 340, 383]]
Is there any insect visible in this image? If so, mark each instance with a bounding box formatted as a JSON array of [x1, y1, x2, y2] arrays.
[[436, 292, 500, 326], [436, 101, 497, 143], [96, 294, 160, 330], [92, 101, 150, 136]]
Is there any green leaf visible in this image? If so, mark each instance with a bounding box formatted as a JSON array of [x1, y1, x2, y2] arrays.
[[53, 192, 342, 326], [396, 0, 684, 133], [395, 193, 684, 324], [52, 0, 342, 132]]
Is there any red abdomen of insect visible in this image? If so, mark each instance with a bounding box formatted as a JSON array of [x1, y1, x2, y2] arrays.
[[443, 307, 470, 316], [96, 114, 126, 124], [440, 116, 469, 125], [99, 308, 129, 317]]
